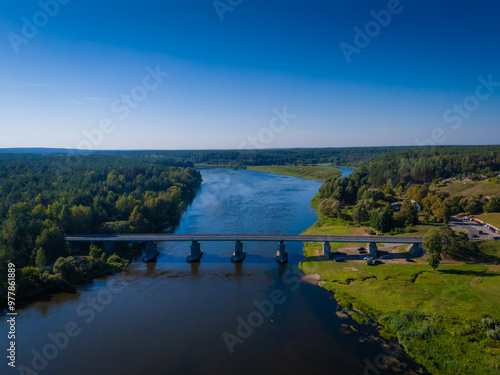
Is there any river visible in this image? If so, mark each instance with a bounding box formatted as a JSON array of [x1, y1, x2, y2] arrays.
[[1, 167, 427, 375]]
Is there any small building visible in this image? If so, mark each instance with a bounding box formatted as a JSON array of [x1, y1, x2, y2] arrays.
[[391, 202, 402, 212]]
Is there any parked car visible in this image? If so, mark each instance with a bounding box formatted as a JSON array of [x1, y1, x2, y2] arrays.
[[334, 257, 344, 262], [472, 234, 479, 238], [357, 247, 366, 251], [363, 256, 373, 261], [493, 237, 500, 240]]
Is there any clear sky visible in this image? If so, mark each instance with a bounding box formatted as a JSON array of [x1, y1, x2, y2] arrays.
[[1, 0, 499, 150]]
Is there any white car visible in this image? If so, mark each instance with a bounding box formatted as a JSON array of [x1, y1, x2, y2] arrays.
[[363, 256, 373, 260]]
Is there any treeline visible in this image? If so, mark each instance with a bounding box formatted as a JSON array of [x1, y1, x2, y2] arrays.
[[362, 146, 500, 186], [0, 147, 407, 167], [0, 154, 201, 269], [317, 145, 500, 233]]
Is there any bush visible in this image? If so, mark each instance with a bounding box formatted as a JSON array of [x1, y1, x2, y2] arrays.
[[53, 256, 80, 283], [107, 254, 122, 264], [486, 329, 500, 341], [481, 317, 498, 329], [89, 242, 104, 259], [457, 325, 474, 336]]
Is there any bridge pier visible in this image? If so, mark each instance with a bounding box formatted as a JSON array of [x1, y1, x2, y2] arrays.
[[103, 242, 115, 255], [231, 240, 245, 263], [369, 242, 378, 258], [187, 241, 203, 263], [323, 241, 332, 259], [143, 241, 159, 262], [276, 240, 288, 264], [408, 243, 423, 257]]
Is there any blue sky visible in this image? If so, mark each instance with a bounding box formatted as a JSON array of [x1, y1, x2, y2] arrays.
[[1, 0, 499, 150]]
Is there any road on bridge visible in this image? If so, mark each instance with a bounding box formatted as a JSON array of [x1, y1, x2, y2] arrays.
[[65, 234, 424, 244]]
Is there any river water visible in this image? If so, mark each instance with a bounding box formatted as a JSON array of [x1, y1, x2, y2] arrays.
[[1, 167, 427, 375]]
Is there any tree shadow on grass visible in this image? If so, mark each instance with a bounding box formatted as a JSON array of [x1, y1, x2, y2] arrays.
[[438, 269, 500, 277]]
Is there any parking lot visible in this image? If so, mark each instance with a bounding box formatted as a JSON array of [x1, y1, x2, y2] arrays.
[[449, 216, 499, 240]]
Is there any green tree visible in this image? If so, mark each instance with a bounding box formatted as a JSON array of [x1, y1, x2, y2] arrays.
[[89, 242, 104, 259], [35, 248, 47, 268], [371, 205, 393, 233], [35, 225, 69, 264], [352, 202, 370, 223], [53, 256, 79, 282], [319, 198, 342, 218], [484, 197, 500, 213], [401, 200, 419, 226], [428, 250, 441, 271], [465, 196, 483, 215], [424, 228, 443, 270]]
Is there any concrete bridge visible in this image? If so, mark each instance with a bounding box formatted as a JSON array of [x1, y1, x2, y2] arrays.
[[65, 234, 424, 264]]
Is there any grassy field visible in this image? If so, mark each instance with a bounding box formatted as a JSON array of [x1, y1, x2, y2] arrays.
[[434, 180, 500, 198], [477, 212, 500, 230], [245, 165, 341, 181], [299, 240, 500, 374]]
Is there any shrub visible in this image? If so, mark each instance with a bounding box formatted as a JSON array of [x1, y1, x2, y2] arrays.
[[481, 317, 498, 329], [486, 329, 500, 341], [457, 325, 474, 336]]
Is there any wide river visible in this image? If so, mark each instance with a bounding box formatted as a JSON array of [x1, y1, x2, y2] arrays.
[[1, 167, 427, 375]]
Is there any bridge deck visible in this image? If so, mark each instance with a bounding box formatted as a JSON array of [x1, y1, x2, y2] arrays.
[[65, 234, 423, 244]]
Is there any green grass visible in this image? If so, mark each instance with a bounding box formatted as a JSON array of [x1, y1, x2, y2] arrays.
[[245, 165, 341, 181], [434, 180, 500, 198], [476, 240, 500, 258], [300, 243, 500, 374], [302, 220, 367, 256], [477, 213, 500, 230]]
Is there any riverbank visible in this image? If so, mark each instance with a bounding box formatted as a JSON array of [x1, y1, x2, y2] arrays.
[[1, 243, 140, 311], [245, 165, 341, 181], [299, 209, 500, 374]]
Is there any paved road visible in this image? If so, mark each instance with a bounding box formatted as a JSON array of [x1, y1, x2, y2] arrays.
[[449, 217, 498, 240], [65, 234, 424, 244]]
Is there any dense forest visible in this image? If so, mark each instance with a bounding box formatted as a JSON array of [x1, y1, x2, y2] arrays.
[[0, 155, 201, 305], [0, 154, 201, 266], [362, 145, 500, 185], [0, 146, 405, 167], [317, 146, 500, 234]]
